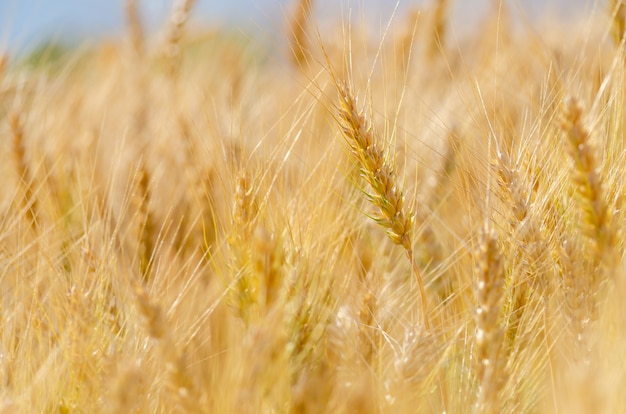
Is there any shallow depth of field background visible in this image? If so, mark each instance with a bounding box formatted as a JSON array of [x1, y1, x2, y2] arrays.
[[2, 0, 591, 55]]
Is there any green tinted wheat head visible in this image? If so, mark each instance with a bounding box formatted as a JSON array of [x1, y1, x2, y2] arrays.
[[336, 82, 430, 328]]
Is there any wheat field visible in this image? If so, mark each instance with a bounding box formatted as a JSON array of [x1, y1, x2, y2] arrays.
[[1, 0, 626, 412]]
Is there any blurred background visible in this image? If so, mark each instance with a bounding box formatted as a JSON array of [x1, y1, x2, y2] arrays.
[[0, 0, 596, 56]]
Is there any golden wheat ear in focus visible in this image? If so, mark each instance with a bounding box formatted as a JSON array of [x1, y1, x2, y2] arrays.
[[335, 81, 430, 329]]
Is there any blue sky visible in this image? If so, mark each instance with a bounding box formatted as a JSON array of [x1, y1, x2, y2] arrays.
[[0, 0, 593, 55]]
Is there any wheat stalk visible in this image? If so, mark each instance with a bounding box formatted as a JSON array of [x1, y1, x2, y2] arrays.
[[336, 82, 429, 329]]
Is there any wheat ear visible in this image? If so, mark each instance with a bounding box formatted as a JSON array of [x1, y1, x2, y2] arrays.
[[164, 0, 197, 76], [10, 112, 39, 231], [336, 82, 429, 329], [132, 160, 155, 282], [427, 0, 449, 60], [133, 281, 201, 411], [558, 97, 613, 265], [289, 0, 314, 68], [0, 53, 7, 78], [473, 225, 505, 414], [125, 0, 145, 57]]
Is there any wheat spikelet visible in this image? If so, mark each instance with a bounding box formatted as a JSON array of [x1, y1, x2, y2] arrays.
[[336, 82, 429, 329], [473, 226, 505, 414]]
